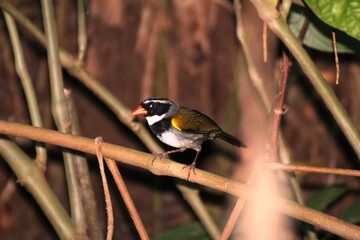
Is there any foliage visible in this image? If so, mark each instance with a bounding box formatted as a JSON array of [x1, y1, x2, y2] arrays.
[[304, 0, 360, 42], [288, 5, 360, 53]]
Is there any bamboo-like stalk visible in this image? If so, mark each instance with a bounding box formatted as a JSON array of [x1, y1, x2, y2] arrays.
[[64, 90, 103, 239], [0, 120, 359, 239], [3, 12, 47, 170], [0, 137, 73, 240], [40, 0, 83, 238], [77, 0, 87, 61]]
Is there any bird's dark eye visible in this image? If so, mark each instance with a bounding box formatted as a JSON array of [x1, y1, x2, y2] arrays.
[[149, 104, 154, 109]]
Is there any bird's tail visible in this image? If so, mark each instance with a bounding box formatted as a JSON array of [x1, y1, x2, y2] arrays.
[[217, 131, 246, 148]]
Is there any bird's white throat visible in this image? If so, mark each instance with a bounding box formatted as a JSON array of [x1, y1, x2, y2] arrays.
[[146, 114, 166, 126]]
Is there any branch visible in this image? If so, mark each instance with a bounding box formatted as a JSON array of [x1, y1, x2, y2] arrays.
[[269, 52, 291, 163], [0, 120, 359, 239], [64, 89, 103, 239], [0, 137, 73, 239], [267, 162, 360, 177], [95, 138, 114, 240], [3, 12, 47, 169], [77, 0, 87, 62], [106, 158, 149, 240], [41, 0, 85, 236]]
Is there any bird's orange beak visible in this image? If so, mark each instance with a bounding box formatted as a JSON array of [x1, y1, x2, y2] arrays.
[[131, 105, 148, 116]]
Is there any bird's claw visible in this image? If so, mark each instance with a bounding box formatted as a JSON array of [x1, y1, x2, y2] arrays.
[[151, 152, 168, 165], [182, 164, 196, 181]]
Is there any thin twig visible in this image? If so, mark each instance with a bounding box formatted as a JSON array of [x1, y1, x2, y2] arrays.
[[269, 51, 291, 163], [267, 162, 360, 177], [95, 137, 114, 240], [297, 18, 310, 43], [332, 32, 340, 85], [105, 158, 149, 240], [262, 22, 268, 63]]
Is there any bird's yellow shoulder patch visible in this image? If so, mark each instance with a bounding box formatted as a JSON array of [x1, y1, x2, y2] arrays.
[[171, 117, 182, 131]]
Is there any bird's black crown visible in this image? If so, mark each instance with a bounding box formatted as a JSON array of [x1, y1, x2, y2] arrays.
[[140, 97, 176, 117]]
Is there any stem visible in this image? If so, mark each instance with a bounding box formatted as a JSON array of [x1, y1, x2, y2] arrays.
[[95, 138, 114, 240], [267, 162, 360, 177], [64, 89, 103, 239], [3, 12, 47, 170], [269, 52, 290, 162], [41, 0, 83, 237], [106, 158, 149, 240], [77, 0, 87, 61]]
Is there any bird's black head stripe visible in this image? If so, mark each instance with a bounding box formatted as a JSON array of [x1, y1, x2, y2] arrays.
[[141, 98, 173, 116]]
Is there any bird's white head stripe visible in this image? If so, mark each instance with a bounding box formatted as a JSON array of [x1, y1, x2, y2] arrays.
[[143, 99, 171, 105], [146, 114, 166, 125]]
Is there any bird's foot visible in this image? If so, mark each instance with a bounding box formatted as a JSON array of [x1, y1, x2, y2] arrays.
[[151, 148, 187, 165], [182, 163, 196, 181], [151, 152, 169, 165]]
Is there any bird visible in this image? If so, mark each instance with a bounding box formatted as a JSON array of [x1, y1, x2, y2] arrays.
[[131, 97, 246, 180]]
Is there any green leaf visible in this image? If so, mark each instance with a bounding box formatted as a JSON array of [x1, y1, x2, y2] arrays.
[[153, 222, 211, 240], [304, 0, 360, 42], [339, 199, 360, 224], [306, 184, 346, 211], [288, 5, 360, 53]]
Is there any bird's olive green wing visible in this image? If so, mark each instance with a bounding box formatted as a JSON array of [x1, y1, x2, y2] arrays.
[[171, 107, 221, 134]]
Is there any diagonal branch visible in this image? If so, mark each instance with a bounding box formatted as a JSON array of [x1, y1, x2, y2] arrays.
[[0, 137, 73, 240], [0, 120, 359, 239]]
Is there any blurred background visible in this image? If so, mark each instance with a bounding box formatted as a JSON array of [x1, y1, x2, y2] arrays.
[[0, 0, 359, 239]]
